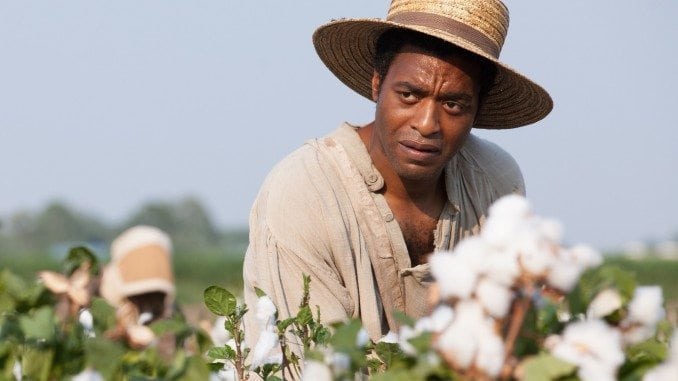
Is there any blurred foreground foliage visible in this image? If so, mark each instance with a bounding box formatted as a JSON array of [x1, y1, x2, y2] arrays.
[[0, 247, 214, 380]]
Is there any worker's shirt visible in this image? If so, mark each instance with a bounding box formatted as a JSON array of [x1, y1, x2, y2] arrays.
[[243, 123, 525, 347]]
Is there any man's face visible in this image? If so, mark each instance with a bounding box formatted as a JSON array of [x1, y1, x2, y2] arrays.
[[370, 44, 482, 182]]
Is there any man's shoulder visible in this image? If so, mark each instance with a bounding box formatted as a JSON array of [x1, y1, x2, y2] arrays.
[[461, 134, 519, 168], [263, 140, 330, 189], [457, 134, 525, 194]]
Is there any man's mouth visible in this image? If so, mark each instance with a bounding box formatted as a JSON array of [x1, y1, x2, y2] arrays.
[[399, 140, 441, 161]]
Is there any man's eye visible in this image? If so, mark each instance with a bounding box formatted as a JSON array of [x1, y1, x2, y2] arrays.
[[399, 91, 416, 102], [443, 101, 465, 113]]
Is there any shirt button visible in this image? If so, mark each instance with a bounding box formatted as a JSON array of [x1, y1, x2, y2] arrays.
[[367, 173, 378, 184], [385, 213, 394, 222]]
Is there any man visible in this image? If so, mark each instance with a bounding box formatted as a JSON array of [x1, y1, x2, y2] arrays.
[[243, 0, 552, 345]]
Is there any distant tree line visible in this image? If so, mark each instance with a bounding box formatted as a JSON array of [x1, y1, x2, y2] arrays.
[[0, 197, 248, 258]]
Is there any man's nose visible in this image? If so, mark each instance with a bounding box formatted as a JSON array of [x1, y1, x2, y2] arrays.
[[411, 100, 440, 137]]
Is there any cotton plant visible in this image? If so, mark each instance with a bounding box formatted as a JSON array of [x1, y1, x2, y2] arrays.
[[380, 194, 674, 380], [422, 194, 602, 378], [201, 194, 675, 380], [0, 247, 213, 380], [204, 275, 331, 380]]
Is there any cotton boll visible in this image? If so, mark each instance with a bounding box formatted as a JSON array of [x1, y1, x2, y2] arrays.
[[643, 363, 678, 381], [476, 278, 513, 319], [72, 368, 104, 381], [302, 360, 333, 381], [138, 312, 154, 326], [415, 305, 455, 333], [210, 363, 237, 381], [474, 322, 505, 378], [379, 331, 398, 344], [355, 328, 369, 347], [437, 318, 478, 369], [482, 249, 520, 286], [487, 194, 532, 221], [451, 237, 493, 273], [12, 361, 21, 381], [330, 352, 351, 374], [517, 238, 555, 277], [454, 300, 486, 331], [255, 295, 278, 328], [627, 286, 665, 326], [623, 325, 656, 345], [79, 309, 95, 338], [587, 288, 623, 319], [546, 260, 583, 292], [79, 309, 93, 330], [249, 329, 281, 368], [210, 316, 232, 347], [436, 300, 485, 369], [568, 244, 603, 269], [482, 215, 527, 249], [483, 195, 532, 249], [550, 320, 624, 381], [429, 252, 478, 299], [535, 217, 564, 244], [398, 325, 418, 356]]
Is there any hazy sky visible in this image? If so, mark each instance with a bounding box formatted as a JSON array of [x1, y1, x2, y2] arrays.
[[1, 1, 676, 250]]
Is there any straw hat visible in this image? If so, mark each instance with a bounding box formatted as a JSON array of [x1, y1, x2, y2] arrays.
[[313, 0, 552, 129], [100, 225, 175, 310]]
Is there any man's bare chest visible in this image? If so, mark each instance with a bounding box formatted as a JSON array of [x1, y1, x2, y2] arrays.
[[397, 213, 438, 266]]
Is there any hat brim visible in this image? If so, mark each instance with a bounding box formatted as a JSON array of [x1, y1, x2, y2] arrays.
[[313, 18, 553, 129]]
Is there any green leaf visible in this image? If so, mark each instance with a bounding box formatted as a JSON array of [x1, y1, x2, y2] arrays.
[[89, 297, 116, 332], [375, 342, 406, 367], [330, 319, 363, 352], [84, 336, 125, 378], [21, 347, 54, 381], [569, 265, 636, 315], [63, 246, 99, 275], [175, 355, 210, 381], [150, 316, 189, 336], [203, 286, 237, 316], [619, 339, 668, 380], [407, 332, 432, 354], [536, 301, 562, 336], [521, 353, 577, 381], [312, 325, 331, 345], [207, 346, 236, 361], [392, 310, 415, 327], [277, 317, 295, 332], [164, 350, 187, 380], [18, 306, 56, 341], [295, 306, 313, 326], [0, 268, 28, 297], [254, 287, 267, 298]]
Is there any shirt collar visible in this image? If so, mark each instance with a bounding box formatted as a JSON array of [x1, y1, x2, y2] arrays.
[[330, 123, 385, 192]]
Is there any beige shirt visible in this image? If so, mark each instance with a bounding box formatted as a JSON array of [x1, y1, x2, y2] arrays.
[[243, 123, 525, 347]]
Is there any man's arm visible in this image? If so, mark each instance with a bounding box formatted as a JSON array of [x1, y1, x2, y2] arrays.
[[242, 147, 356, 351]]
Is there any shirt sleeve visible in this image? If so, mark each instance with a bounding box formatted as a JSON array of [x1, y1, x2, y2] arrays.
[[242, 146, 355, 351]]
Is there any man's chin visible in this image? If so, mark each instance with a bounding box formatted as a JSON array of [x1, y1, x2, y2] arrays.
[[395, 164, 443, 183]]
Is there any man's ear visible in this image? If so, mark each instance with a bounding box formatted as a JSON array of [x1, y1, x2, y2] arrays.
[[371, 71, 381, 101]]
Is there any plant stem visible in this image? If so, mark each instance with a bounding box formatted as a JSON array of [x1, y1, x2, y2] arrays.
[[501, 283, 534, 379], [233, 318, 246, 381]]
